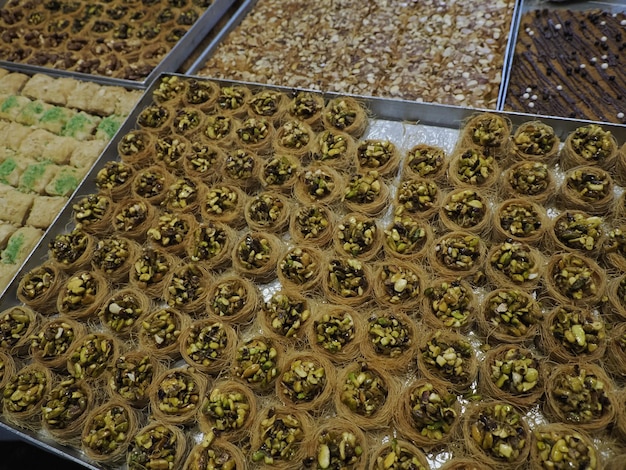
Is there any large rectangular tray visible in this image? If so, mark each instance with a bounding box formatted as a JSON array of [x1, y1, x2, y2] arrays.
[[498, 0, 626, 119], [1, 73, 626, 469], [0, 0, 237, 89], [187, 0, 520, 111]]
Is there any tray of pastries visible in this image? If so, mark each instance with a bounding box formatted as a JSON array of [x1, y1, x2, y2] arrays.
[[1, 73, 626, 469], [503, 0, 626, 124], [0, 0, 238, 87], [188, 0, 519, 110], [0, 66, 142, 297]]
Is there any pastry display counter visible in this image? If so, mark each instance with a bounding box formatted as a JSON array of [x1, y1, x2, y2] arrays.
[[0, 74, 623, 469], [0, 0, 624, 468]]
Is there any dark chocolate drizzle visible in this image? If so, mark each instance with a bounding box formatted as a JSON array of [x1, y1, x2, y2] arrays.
[[505, 9, 626, 123]]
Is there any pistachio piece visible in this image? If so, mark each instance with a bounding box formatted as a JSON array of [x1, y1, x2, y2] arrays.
[[433, 232, 483, 272], [314, 129, 352, 163], [564, 167, 611, 203], [31, 319, 77, 362], [442, 189, 487, 229], [153, 75, 186, 103], [406, 144, 446, 178], [396, 178, 439, 216], [262, 154, 298, 187], [340, 363, 388, 417], [384, 216, 428, 257], [203, 185, 240, 217], [233, 338, 278, 388], [0, 306, 33, 351], [264, 292, 310, 338], [253, 407, 306, 465], [18, 264, 58, 304], [376, 262, 421, 305], [132, 167, 168, 200], [204, 115, 232, 141], [216, 86, 247, 112], [235, 232, 275, 270], [324, 98, 361, 131], [453, 148, 496, 185], [344, 171, 384, 204], [498, 201, 544, 239], [549, 305, 605, 358], [568, 124, 615, 163], [59, 271, 102, 313], [367, 313, 413, 358], [236, 117, 270, 145], [424, 280, 473, 328], [278, 247, 320, 287], [183, 322, 231, 368], [153, 369, 201, 416], [154, 135, 187, 170], [95, 161, 133, 192], [246, 193, 286, 229], [357, 139, 396, 171], [249, 90, 283, 118], [3, 366, 48, 413], [373, 440, 427, 470], [507, 161, 551, 196], [131, 247, 172, 288], [42, 377, 89, 430], [92, 236, 133, 275], [100, 291, 146, 333], [513, 122, 557, 157], [489, 347, 541, 395], [147, 212, 191, 250], [467, 402, 528, 463], [554, 212, 603, 252], [165, 177, 198, 211], [420, 332, 475, 385], [337, 214, 378, 257], [224, 149, 256, 182], [533, 427, 598, 469], [407, 382, 458, 442], [313, 309, 356, 354], [326, 257, 370, 300], [73, 194, 112, 229], [488, 241, 540, 285], [140, 308, 182, 351], [315, 427, 364, 469], [548, 365, 613, 425], [483, 289, 540, 339], [68, 333, 115, 379], [109, 351, 154, 405], [467, 114, 509, 148], [173, 107, 202, 134], [293, 205, 332, 242], [166, 264, 206, 309], [137, 104, 169, 129], [49, 228, 90, 266], [82, 404, 131, 456], [188, 222, 229, 263], [279, 357, 328, 404], [201, 384, 252, 434], [289, 91, 322, 121], [278, 120, 311, 150], [127, 424, 181, 470], [549, 253, 601, 302]]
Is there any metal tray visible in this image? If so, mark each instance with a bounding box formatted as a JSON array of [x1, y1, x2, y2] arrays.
[[187, 0, 520, 112], [1, 73, 626, 469], [498, 0, 626, 118], [0, 0, 237, 89], [0, 63, 146, 302]]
